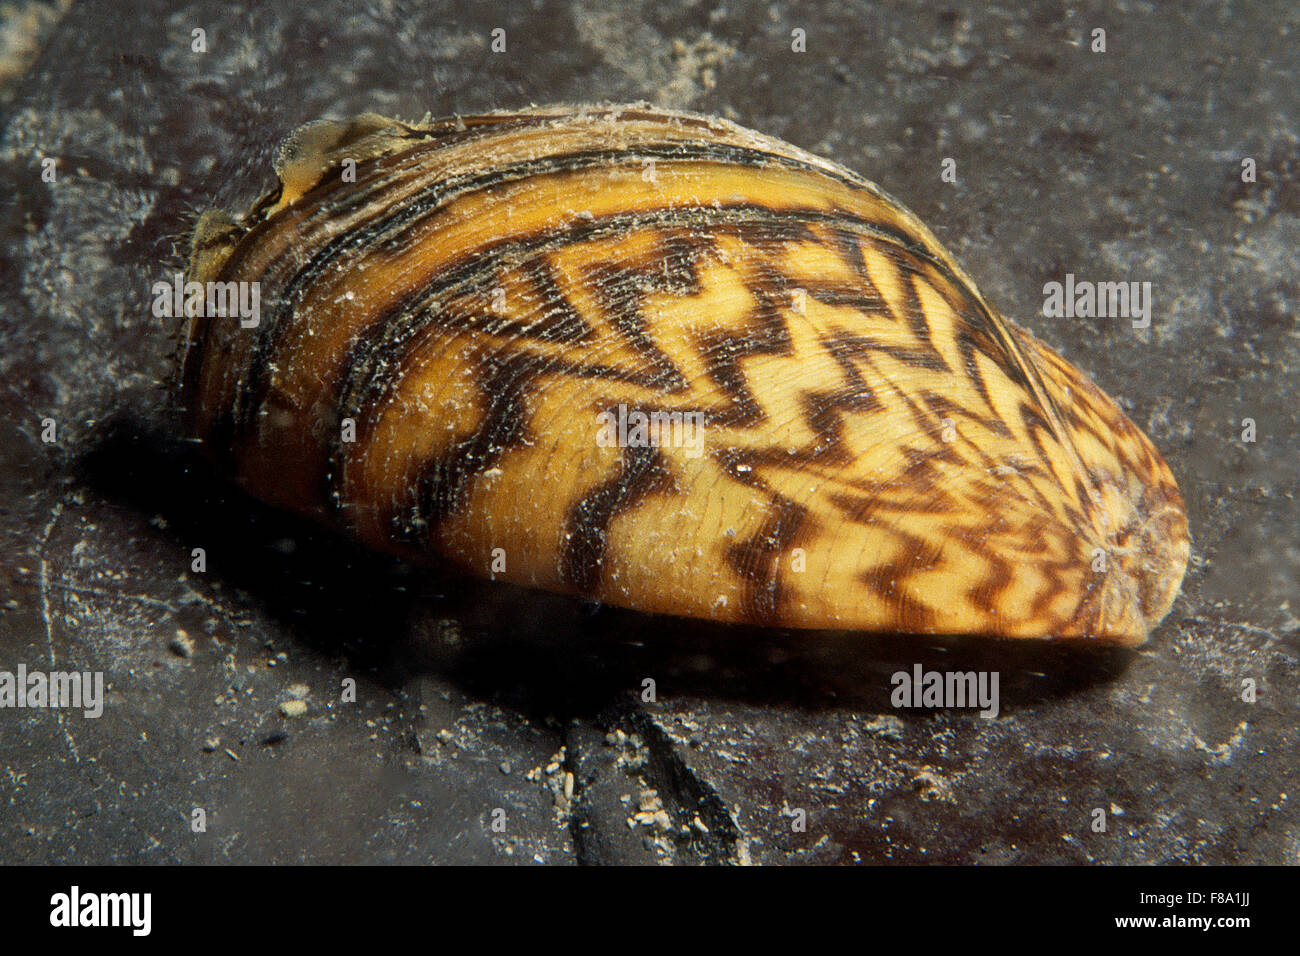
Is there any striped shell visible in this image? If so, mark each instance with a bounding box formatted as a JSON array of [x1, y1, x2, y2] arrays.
[[180, 105, 1189, 646]]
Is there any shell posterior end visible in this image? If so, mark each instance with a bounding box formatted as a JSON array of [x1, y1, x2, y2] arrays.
[[1092, 477, 1190, 646]]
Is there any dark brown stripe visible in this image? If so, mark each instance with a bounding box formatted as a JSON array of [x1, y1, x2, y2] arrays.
[[858, 531, 939, 633], [694, 262, 797, 428], [917, 388, 1015, 441], [518, 255, 594, 343], [794, 333, 887, 464], [706, 448, 815, 624], [560, 444, 674, 594], [396, 350, 537, 540], [724, 495, 810, 624], [827, 489, 958, 519], [964, 547, 1017, 617], [583, 260, 692, 392]]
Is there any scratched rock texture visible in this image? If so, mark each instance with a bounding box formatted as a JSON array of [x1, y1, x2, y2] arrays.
[[0, 0, 1296, 864]]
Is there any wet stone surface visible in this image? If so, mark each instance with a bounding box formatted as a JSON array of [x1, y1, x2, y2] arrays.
[[0, 0, 1296, 863]]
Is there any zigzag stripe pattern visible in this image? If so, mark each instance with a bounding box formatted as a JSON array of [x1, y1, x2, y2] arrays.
[[180, 106, 1190, 645]]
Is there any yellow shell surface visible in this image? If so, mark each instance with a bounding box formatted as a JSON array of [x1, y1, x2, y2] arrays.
[[180, 105, 1189, 645]]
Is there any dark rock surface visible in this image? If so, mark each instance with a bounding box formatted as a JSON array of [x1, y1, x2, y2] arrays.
[[0, 0, 1295, 864]]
